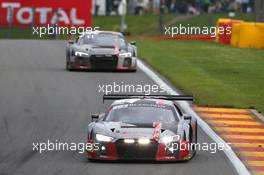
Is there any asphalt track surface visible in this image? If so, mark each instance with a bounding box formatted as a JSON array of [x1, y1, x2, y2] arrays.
[[0, 40, 239, 175]]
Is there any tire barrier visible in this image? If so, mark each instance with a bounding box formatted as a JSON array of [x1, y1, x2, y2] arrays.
[[216, 18, 264, 49]]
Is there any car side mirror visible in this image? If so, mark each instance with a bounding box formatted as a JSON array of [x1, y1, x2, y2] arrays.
[[183, 115, 192, 120], [121, 31, 131, 36], [68, 40, 74, 44], [99, 113, 105, 118], [130, 41, 136, 46], [91, 114, 99, 122]]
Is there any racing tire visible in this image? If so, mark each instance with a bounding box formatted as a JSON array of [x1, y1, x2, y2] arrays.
[[66, 62, 74, 71], [129, 69, 137, 72]]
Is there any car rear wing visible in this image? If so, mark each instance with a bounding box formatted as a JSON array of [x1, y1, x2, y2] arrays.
[[103, 94, 194, 103]]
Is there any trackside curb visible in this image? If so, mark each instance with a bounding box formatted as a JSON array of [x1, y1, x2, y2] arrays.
[[197, 107, 264, 175]]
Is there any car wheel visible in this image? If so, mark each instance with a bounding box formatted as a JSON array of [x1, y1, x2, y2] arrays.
[[189, 126, 193, 143], [195, 121, 198, 143], [88, 158, 96, 162], [183, 132, 186, 141], [66, 62, 74, 71], [130, 69, 137, 72]]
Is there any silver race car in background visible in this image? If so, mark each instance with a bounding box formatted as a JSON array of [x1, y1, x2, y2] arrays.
[[66, 31, 137, 71]]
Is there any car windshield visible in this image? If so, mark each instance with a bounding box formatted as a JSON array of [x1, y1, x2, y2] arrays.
[[82, 33, 126, 48], [105, 104, 178, 123]]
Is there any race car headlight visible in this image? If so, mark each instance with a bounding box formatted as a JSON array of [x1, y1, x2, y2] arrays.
[[96, 134, 113, 142], [119, 52, 132, 57], [74, 51, 89, 57], [161, 135, 180, 144], [138, 138, 150, 145]]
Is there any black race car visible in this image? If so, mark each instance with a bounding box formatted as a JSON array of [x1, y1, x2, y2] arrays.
[[87, 95, 198, 161], [66, 31, 137, 71]]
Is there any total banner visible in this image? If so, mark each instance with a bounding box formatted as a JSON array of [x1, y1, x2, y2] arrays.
[[0, 0, 92, 27]]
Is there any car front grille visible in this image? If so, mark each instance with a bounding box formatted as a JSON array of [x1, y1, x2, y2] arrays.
[[115, 139, 158, 159], [90, 55, 118, 69], [75, 56, 90, 65]]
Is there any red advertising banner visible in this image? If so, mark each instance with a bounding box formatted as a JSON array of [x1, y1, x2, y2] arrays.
[[0, 0, 92, 27]]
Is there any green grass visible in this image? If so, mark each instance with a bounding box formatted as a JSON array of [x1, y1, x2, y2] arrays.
[[0, 14, 174, 39], [93, 14, 175, 36], [93, 13, 256, 35], [0, 13, 255, 39], [137, 39, 264, 113]]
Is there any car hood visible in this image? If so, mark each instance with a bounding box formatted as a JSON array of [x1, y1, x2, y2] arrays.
[[77, 44, 128, 55], [98, 121, 179, 139]]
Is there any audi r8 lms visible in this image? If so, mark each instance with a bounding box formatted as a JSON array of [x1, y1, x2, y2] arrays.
[[87, 94, 197, 161], [66, 31, 137, 71]]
